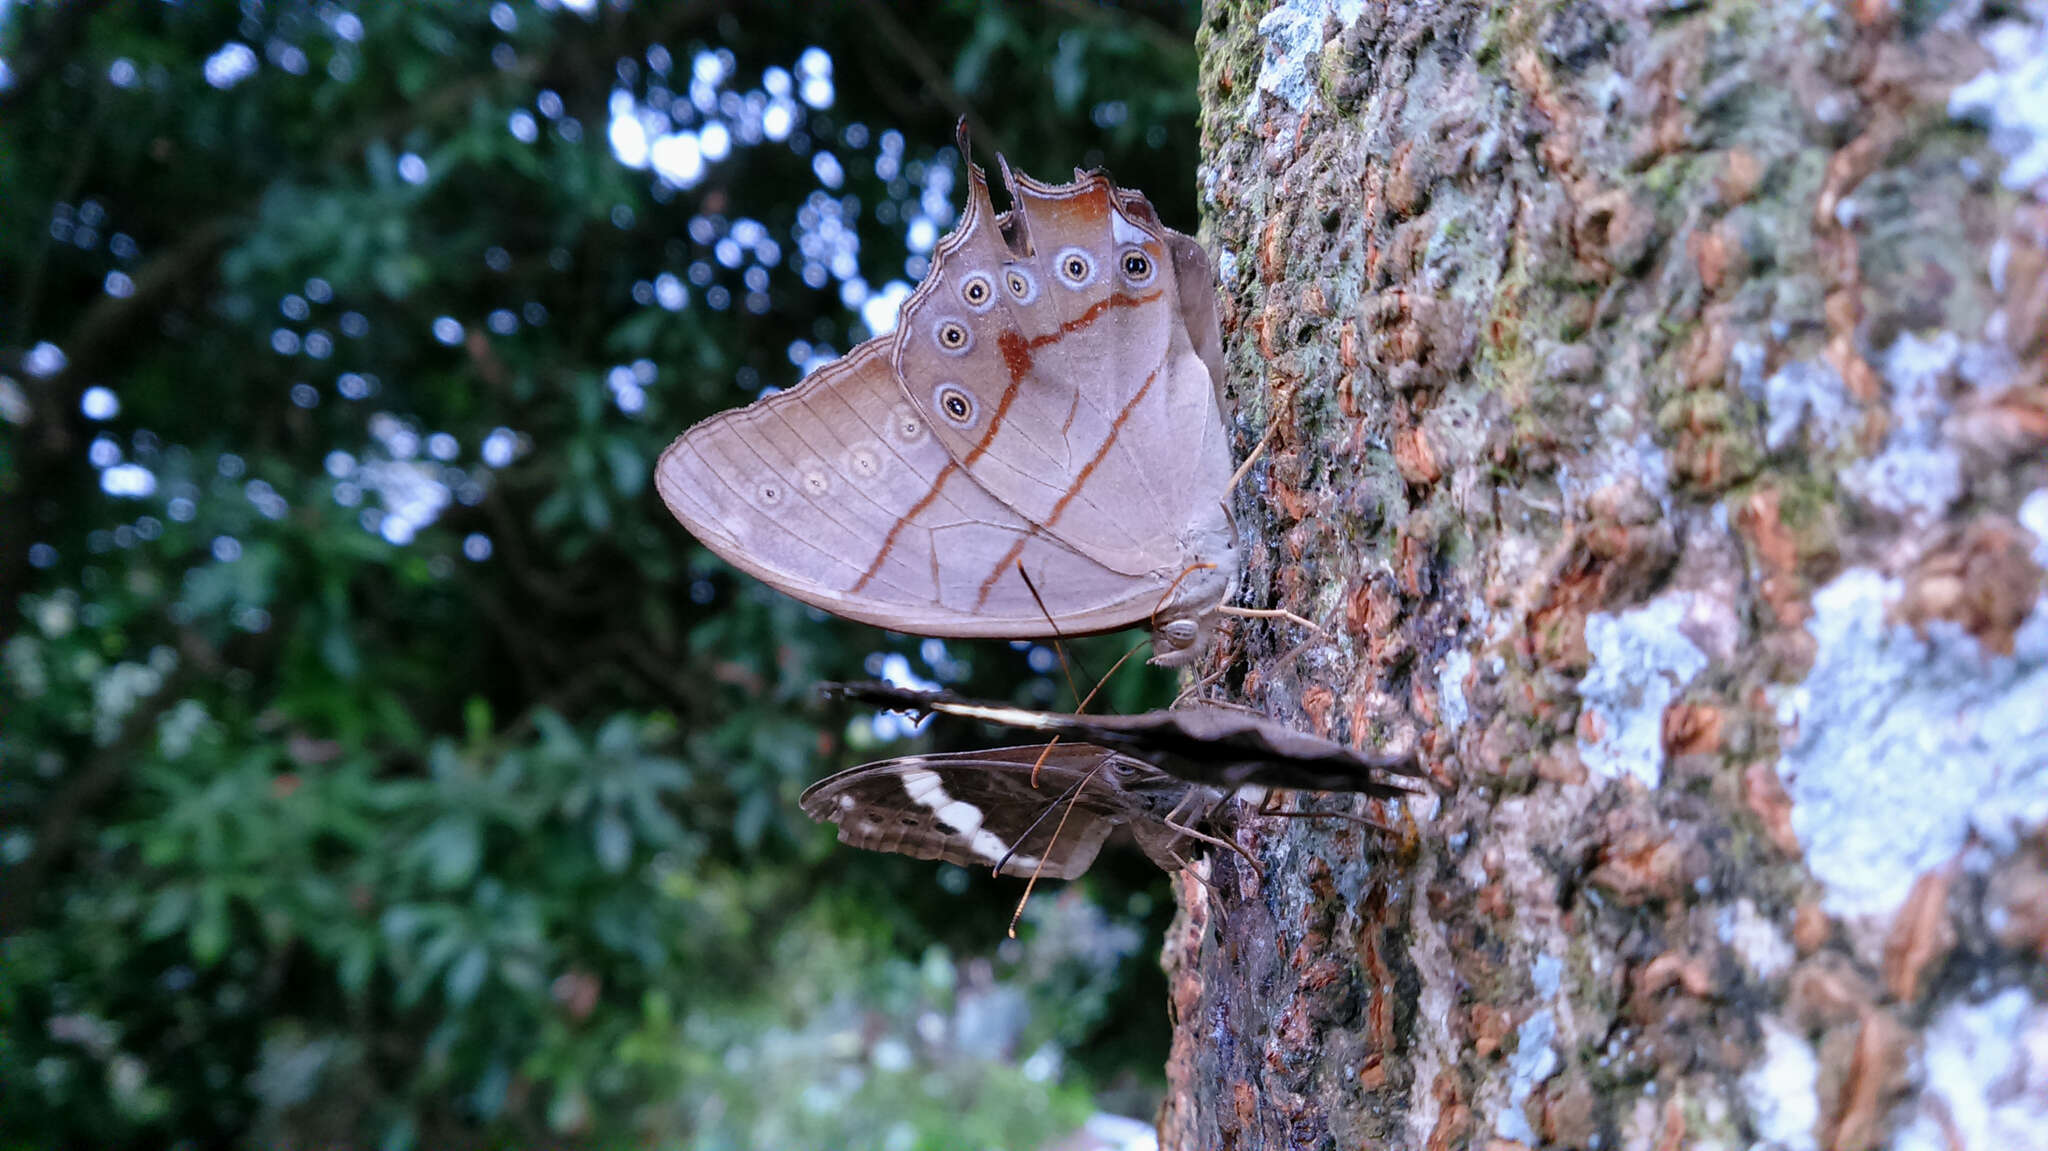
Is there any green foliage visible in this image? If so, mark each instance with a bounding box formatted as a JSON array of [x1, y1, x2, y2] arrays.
[[1, 1, 1199, 1146]]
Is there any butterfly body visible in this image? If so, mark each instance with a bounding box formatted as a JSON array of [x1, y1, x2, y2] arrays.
[[657, 130, 1240, 665]]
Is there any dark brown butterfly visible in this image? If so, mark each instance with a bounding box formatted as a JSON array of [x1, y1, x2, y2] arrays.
[[802, 683, 1426, 878], [824, 681, 1424, 794]]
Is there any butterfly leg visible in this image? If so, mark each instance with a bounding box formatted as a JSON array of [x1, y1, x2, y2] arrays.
[[1169, 662, 1232, 709], [1162, 791, 1265, 878], [1217, 604, 1327, 636], [1168, 851, 1230, 928], [1254, 788, 1393, 831]]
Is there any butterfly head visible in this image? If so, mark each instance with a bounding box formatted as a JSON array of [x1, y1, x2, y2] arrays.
[[1146, 551, 1238, 666], [1149, 613, 1214, 667]]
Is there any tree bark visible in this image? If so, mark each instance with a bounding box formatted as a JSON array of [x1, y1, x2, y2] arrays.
[[1161, 0, 2048, 1147]]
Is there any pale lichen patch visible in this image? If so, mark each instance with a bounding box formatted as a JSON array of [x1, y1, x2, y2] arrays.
[[2019, 487, 2048, 566], [1437, 647, 1472, 729], [1843, 333, 1965, 522], [1577, 592, 1710, 788], [1254, 0, 1367, 118], [1753, 358, 1857, 453], [1949, 10, 2048, 195], [1773, 568, 2048, 920], [1493, 1007, 1559, 1145], [1892, 989, 2048, 1151], [1718, 898, 1795, 981], [1742, 1017, 1821, 1151]]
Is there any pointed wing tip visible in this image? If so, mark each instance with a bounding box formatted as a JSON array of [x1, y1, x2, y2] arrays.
[[995, 151, 1019, 201]]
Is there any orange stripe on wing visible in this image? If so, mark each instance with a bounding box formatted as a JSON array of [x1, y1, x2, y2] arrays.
[[962, 289, 1162, 468], [966, 332, 1034, 467], [1031, 289, 1161, 352], [971, 365, 1160, 609], [1044, 366, 1157, 529], [853, 461, 960, 594], [974, 533, 1037, 609]]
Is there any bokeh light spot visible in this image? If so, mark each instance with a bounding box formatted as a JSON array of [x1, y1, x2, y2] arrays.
[[81, 387, 120, 420], [204, 43, 258, 89]]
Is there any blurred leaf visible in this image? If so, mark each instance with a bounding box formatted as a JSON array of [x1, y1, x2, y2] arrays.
[[142, 886, 194, 940], [191, 884, 230, 966], [593, 808, 632, 874], [446, 946, 488, 1006], [2, 1, 1198, 1144], [414, 815, 483, 890]]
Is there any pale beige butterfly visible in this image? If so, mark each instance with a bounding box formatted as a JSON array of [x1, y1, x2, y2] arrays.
[[657, 131, 1278, 665]]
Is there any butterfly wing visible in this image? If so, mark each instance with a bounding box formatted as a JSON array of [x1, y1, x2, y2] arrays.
[[799, 743, 1187, 878], [657, 336, 1187, 636], [891, 160, 1239, 615], [826, 682, 1428, 796]]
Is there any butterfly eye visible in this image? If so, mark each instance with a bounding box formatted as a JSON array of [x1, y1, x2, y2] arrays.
[[959, 274, 995, 311], [891, 405, 925, 442], [757, 482, 784, 506], [1054, 247, 1095, 287], [1004, 267, 1037, 302], [934, 384, 977, 426], [1118, 248, 1154, 285], [933, 319, 974, 354]]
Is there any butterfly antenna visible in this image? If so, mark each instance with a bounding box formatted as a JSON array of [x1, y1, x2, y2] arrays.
[[1024, 637, 1144, 786], [1074, 639, 1147, 716], [1016, 563, 1093, 706], [1006, 760, 1106, 939], [993, 771, 1097, 875], [1017, 561, 1097, 787]]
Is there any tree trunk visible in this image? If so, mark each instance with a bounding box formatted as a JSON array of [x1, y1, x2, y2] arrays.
[[1159, 0, 2048, 1147]]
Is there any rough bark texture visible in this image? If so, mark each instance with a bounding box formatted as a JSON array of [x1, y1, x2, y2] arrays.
[[1160, 0, 2048, 1147]]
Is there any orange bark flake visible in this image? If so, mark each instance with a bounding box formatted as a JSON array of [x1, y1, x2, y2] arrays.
[[1882, 867, 1956, 1005]]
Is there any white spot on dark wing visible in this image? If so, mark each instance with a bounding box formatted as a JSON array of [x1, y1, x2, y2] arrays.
[[941, 702, 1052, 729], [899, 767, 1013, 864], [901, 768, 946, 804], [933, 800, 985, 835]]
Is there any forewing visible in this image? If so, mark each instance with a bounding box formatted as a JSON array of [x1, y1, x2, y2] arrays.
[[825, 683, 1428, 796], [891, 161, 1237, 584]]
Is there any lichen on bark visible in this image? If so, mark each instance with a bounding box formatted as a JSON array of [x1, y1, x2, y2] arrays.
[[1161, 0, 2048, 1147]]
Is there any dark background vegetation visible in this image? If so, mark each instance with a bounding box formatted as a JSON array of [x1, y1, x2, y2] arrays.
[[0, 1, 1205, 1145]]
